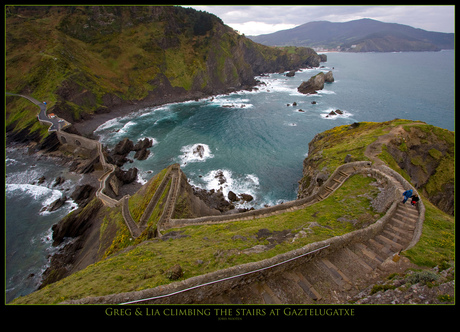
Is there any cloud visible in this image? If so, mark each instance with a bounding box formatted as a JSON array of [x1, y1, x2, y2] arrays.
[[187, 5, 454, 35], [230, 22, 298, 36]]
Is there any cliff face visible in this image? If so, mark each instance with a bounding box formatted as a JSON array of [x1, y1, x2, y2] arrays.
[[384, 124, 454, 215], [6, 6, 323, 141]]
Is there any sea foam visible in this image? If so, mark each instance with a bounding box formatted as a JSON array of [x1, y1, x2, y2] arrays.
[[5, 183, 68, 214], [191, 169, 260, 208], [179, 143, 214, 166]]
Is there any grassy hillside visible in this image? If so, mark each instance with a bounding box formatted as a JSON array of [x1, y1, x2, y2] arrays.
[[13, 172, 384, 304], [12, 119, 454, 304], [6, 5, 322, 142]]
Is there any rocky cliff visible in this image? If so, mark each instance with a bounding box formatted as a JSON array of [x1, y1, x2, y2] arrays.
[[298, 120, 454, 215], [6, 6, 324, 142]]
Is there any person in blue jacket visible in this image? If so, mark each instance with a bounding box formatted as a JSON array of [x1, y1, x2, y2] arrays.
[[402, 189, 413, 204]]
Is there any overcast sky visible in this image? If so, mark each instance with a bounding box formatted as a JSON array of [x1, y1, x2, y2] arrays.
[[187, 5, 455, 36]]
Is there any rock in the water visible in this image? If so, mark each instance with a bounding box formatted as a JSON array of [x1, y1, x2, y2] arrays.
[[133, 138, 153, 151], [214, 170, 226, 185], [297, 72, 325, 94], [113, 138, 134, 155], [53, 176, 65, 187], [134, 148, 150, 160], [324, 70, 334, 83], [228, 191, 239, 202], [286, 70, 296, 77], [193, 144, 205, 159], [45, 196, 67, 212], [115, 167, 138, 184], [239, 193, 254, 202]]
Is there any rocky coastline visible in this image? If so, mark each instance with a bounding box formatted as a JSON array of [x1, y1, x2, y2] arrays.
[[6, 77, 286, 291]]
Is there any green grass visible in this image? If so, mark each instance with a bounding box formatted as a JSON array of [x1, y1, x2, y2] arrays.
[[12, 173, 382, 304], [403, 198, 455, 267]]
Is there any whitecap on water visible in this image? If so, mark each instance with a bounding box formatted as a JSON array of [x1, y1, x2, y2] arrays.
[[193, 169, 260, 208], [94, 117, 122, 132], [320, 109, 353, 120], [178, 143, 214, 166], [317, 89, 336, 95], [210, 96, 254, 109], [5, 183, 72, 215]]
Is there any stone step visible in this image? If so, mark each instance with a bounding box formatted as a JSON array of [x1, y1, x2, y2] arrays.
[[375, 234, 404, 252], [385, 224, 413, 240], [316, 258, 352, 291], [397, 202, 420, 213], [367, 238, 394, 258], [264, 274, 309, 304], [258, 282, 282, 304], [395, 207, 419, 218], [390, 217, 416, 231], [338, 170, 348, 177], [350, 243, 382, 268], [382, 229, 410, 246], [290, 271, 323, 301]]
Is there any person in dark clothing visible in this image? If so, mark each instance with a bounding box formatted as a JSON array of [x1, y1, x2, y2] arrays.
[[410, 194, 420, 206], [402, 189, 413, 204]]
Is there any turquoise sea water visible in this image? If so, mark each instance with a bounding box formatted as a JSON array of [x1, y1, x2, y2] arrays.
[[5, 50, 454, 302]]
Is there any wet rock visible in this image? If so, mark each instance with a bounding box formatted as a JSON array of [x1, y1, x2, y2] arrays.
[[214, 170, 226, 185], [43, 195, 67, 212], [53, 176, 65, 187], [228, 191, 239, 202], [298, 72, 325, 94], [113, 138, 134, 155], [324, 70, 334, 83], [239, 193, 254, 202], [193, 144, 206, 159], [115, 167, 138, 184], [134, 148, 150, 160]]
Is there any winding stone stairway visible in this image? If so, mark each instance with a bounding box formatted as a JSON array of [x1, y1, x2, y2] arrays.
[[63, 161, 424, 305]]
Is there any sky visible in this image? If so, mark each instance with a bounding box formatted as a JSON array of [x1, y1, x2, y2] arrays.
[[187, 5, 455, 36]]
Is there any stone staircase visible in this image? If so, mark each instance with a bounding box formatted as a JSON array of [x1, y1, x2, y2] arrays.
[[195, 173, 420, 304], [120, 164, 182, 239], [63, 162, 424, 305]]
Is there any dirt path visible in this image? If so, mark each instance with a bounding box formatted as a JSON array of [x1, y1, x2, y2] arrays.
[[364, 122, 420, 166]]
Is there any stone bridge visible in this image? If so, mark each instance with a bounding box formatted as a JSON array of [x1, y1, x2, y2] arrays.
[[55, 131, 99, 155]]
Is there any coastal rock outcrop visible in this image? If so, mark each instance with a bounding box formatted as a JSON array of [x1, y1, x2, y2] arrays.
[[324, 70, 334, 83], [70, 184, 96, 207], [297, 71, 334, 94], [133, 138, 153, 161], [114, 167, 138, 185]]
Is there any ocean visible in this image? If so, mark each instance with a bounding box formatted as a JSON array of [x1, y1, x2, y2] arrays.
[[5, 50, 454, 302]]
